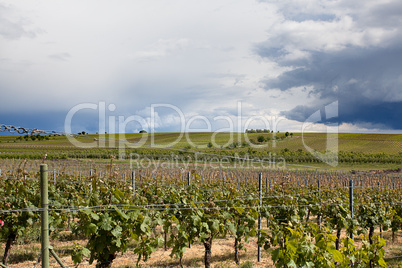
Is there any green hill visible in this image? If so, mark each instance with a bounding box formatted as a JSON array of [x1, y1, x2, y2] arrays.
[[0, 132, 401, 170], [1, 132, 402, 153]]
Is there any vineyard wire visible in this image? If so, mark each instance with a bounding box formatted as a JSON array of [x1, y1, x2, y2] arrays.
[[0, 183, 353, 210], [1, 199, 402, 215]]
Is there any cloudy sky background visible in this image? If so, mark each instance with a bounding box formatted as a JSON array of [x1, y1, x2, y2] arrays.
[[1, 0, 401, 134]]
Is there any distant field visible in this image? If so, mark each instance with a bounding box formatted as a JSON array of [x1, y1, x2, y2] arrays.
[[0, 132, 401, 170], [1, 132, 401, 153]]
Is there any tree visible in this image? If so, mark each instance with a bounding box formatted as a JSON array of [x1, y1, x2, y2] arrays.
[[257, 136, 265, 143], [285, 132, 289, 137]]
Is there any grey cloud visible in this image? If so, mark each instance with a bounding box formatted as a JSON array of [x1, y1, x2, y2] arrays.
[[353, 1, 402, 28], [49, 53, 71, 61], [281, 105, 318, 123], [258, 0, 338, 22], [0, 4, 37, 39], [291, 13, 336, 22], [264, 47, 402, 98], [282, 100, 402, 130], [255, 0, 402, 130], [0, 58, 33, 73], [258, 0, 402, 52], [267, 47, 402, 129], [260, 0, 402, 26]]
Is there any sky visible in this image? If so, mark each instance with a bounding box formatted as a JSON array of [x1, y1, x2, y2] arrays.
[[1, 0, 402, 135]]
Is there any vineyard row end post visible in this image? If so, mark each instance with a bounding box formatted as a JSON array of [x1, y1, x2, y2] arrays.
[[132, 170, 135, 197], [40, 164, 50, 268], [258, 172, 262, 262], [90, 169, 93, 193], [349, 179, 354, 240], [187, 171, 191, 249], [317, 179, 321, 226], [40, 164, 66, 268]]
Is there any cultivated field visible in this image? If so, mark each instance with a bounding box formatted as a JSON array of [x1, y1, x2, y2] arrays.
[[0, 132, 402, 170], [0, 132, 401, 267]]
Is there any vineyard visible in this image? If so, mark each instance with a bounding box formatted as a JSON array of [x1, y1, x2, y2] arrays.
[[1, 159, 402, 267]]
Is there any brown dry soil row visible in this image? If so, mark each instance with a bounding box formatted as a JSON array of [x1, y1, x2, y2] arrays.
[[2, 228, 402, 267]]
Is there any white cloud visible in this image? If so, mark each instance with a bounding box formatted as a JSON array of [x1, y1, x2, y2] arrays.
[[0, 0, 401, 132], [338, 122, 402, 134], [131, 38, 190, 62]]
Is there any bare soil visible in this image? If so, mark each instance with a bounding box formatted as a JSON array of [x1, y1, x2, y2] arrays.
[[2, 226, 402, 267]]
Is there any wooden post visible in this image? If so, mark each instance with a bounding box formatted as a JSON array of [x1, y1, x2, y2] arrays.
[[132, 170, 135, 197], [90, 169, 93, 193], [349, 180, 354, 240], [317, 179, 321, 226]]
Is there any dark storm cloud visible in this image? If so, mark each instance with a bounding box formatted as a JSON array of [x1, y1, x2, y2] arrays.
[[254, 0, 402, 130], [1, 111, 67, 133], [260, 46, 402, 129], [281, 105, 318, 123], [282, 99, 402, 129], [0, 108, 103, 135]]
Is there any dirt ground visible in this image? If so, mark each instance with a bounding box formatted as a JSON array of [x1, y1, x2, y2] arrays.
[[2, 236, 271, 268], [2, 227, 402, 267]]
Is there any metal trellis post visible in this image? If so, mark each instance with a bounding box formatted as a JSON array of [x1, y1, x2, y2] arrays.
[[258, 172, 262, 262], [40, 164, 49, 268]]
